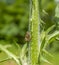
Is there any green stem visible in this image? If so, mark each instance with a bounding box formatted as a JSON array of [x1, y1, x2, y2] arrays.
[[30, 0, 40, 65]]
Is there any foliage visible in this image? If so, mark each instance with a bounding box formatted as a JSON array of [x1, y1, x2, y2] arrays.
[[0, 0, 59, 65], [0, 0, 29, 44]]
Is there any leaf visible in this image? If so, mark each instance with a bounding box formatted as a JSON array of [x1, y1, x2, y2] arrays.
[[41, 56, 52, 65], [55, 4, 59, 17], [40, 25, 55, 50], [42, 49, 54, 57], [0, 57, 11, 63], [44, 31, 59, 48], [20, 43, 27, 58], [46, 25, 56, 34], [56, 37, 59, 40], [48, 31, 59, 41], [40, 19, 45, 24], [3, 44, 12, 49], [40, 31, 46, 42], [42, 10, 48, 15], [0, 44, 20, 65]]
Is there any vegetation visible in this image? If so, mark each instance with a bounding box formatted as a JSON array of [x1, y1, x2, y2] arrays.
[[0, 0, 59, 65]]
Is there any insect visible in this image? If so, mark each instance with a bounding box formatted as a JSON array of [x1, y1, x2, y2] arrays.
[[25, 31, 31, 42]]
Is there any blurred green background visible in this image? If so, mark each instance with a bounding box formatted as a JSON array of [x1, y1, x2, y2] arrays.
[[0, 0, 59, 65]]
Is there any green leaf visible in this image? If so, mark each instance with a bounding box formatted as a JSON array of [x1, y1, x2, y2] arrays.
[[42, 49, 54, 57], [0, 44, 20, 65], [46, 25, 56, 34], [48, 31, 59, 41], [41, 56, 52, 64], [20, 43, 27, 58], [44, 31, 59, 48], [55, 4, 59, 17]]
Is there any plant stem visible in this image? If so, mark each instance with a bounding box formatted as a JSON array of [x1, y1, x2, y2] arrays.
[[30, 0, 40, 65]]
